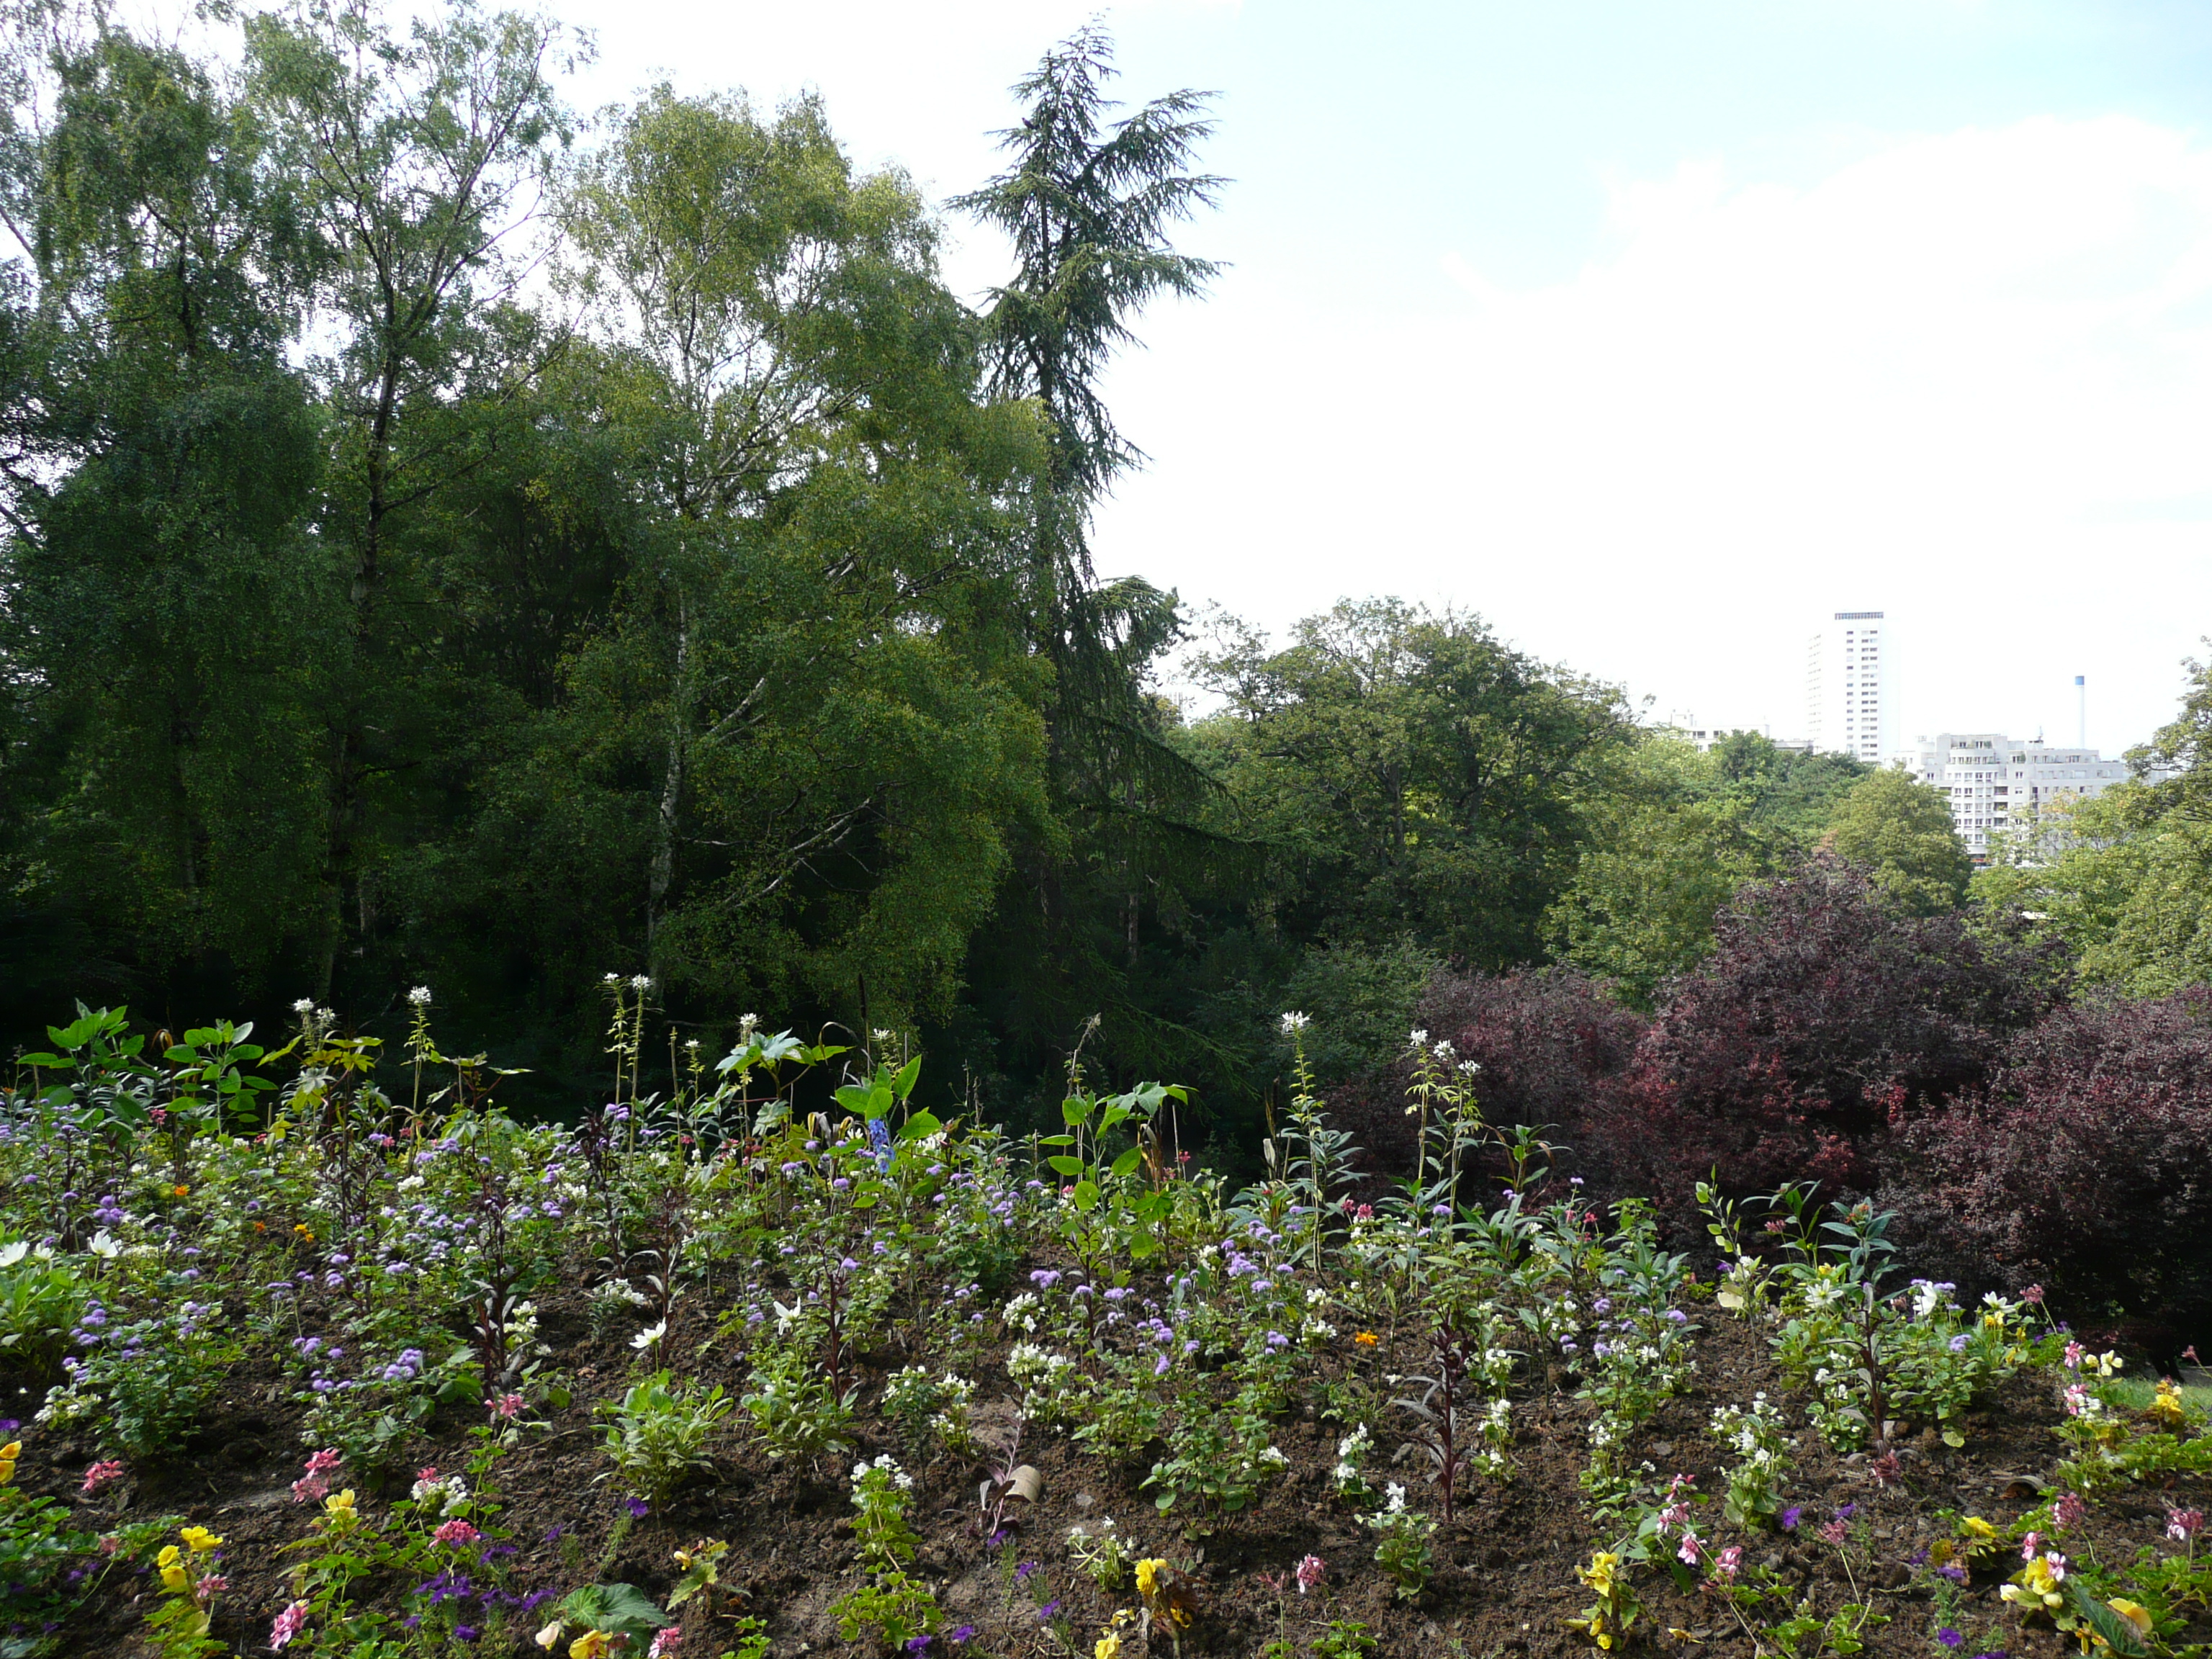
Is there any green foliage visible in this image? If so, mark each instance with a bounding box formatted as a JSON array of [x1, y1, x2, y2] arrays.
[[1823, 768, 1973, 916], [598, 1370, 731, 1504]]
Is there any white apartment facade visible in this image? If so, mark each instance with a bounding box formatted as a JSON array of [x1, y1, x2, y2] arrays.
[[1808, 611, 1896, 764], [1892, 732, 2128, 860]]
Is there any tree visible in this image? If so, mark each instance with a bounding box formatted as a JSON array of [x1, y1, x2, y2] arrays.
[[1191, 601, 1637, 971], [245, 0, 580, 994], [1822, 765, 1972, 915], [0, 24, 330, 1007], [1551, 734, 1869, 1003]]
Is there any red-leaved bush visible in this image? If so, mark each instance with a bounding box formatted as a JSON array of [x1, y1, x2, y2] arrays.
[[1326, 966, 1645, 1196], [1886, 988, 2212, 1332], [1622, 859, 2054, 1206]]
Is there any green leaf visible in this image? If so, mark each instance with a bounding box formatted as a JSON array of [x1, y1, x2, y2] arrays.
[[897, 1110, 943, 1141], [554, 1583, 667, 1642], [2068, 1586, 2148, 1658], [1073, 1179, 1100, 1213], [1046, 1156, 1084, 1179], [1110, 1147, 1143, 1179], [1061, 1096, 1095, 1127], [890, 1055, 922, 1100]]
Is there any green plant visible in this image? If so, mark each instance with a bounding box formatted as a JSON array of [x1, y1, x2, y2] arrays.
[[598, 1370, 732, 1503], [848, 1455, 920, 1570], [829, 1567, 940, 1650], [143, 1525, 228, 1659], [738, 1346, 855, 1462], [37, 1306, 237, 1458], [1312, 1621, 1380, 1659], [1364, 1483, 1437, 1600], [1709, 1395, 1790, 1528], [0, 1244, 86, 1373]]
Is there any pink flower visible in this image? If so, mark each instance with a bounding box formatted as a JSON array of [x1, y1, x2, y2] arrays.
[[2022, 1285, 2045, 1305], [2064, 1384, 2092, 1416], [648, 1628, 685, 1658], [2168, 1509, 2203, 1542], [289, 1473, 329, 1504], [2021, 1531, 2043, 1561], [416, 1466, 440, 1483], [487, 1393, 525, 1420], [1295, 1555, 1326, 1596], [304, 1449, 343, 1474], [433, 1519, 480, 1547], [2055, 1493, 2087, 1531], [195, 1574, 229, 1598], [1819, 1519, 1851, 1546], [270, 1601, 310, 1650], [1713, 1545, 1743, 1583], [1677, 1530, 1706, 1567], [2045, 1552, 2069, 1582], [2064, 1341, 2085, 1370], [78, 1460, 125, 1496]]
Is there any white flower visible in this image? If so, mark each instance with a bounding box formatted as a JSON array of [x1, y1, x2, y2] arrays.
[[1259, 1445, 1289, 1467], [1279, 1011, 1310, 1034], [292, 997, 316, 1014], [536, 1621, 565, 1650], [602, 973, 621, 985], [1409, 1029, 1429, 1047], [87, 1231, 121, 1260], [629, 974, 652, 992], [631, 1321, 666, 1350], [1457, 1060, 1480, 1076], [1383, 1482, 1408, 1513], [407, 986, 433, 1006]]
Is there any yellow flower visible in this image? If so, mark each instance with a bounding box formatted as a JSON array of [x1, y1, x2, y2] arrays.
[[156, 1545, 181, 1570], [1135, 1557, 1167, 1598], [293, 1223, 315, 1241], [1581, 1551, 1621, 1595], [2150, 1380, 2186, 1424], [179, 1526, 222, 1553], [2108, 1599, 2154, 1640], [1961, 1516, 1997, 1542], [1094, 1633, 1120, 1659], [160, 1562, 190, 1593], [569, 1632, 616, 1659], [324, 1489, 356, 1519], [0, 1442, 21, 1462]]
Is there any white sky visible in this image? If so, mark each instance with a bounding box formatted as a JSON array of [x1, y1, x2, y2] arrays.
[[140, 0, 2212, 752]]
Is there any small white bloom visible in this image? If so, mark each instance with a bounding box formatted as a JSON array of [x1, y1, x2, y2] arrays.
[[407, 986, 433, 1006], [1279, 1011, 1310, 1034], [631, 1321, 666, 1350]]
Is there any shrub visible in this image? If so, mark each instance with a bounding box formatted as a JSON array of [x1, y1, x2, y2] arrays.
[[1886, 988, 2212, 1334], [598, 1370, 731, 1504], [1624, 859, 2054, 1206]]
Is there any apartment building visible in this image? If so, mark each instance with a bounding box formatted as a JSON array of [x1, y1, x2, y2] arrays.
[[1891, 732, 2128, 859]]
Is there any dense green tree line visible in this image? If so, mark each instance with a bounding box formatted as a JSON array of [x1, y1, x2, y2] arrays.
[[12, 0, 2192, 1149]]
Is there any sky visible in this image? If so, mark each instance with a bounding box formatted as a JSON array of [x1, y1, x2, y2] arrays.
[[186, 1, 2212, 751]]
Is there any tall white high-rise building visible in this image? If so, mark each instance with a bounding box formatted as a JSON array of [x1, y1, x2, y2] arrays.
[[1807, 611, 1896, 763]]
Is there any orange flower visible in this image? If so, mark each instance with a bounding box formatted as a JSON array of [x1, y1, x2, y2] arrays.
[[1354, 1331, 1380, 1348], [172, 1185, 190, 1199]]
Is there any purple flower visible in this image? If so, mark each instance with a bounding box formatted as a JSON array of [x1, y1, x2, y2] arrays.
[[905, 1640, 933, 1655], [1781, 1506, 1802, 1532], [1015, 1560, 1038, 1582], [948, 1626, 976, 1645], [1835, 1503, 1858, 1521], [625, 1497, 649, 1518], [1037, 1601, 1061, 1620], [1938, 1632, 1964, 1650]]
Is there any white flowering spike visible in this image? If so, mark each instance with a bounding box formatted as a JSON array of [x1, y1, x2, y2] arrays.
[[407, 986, 433, 1006], [1280, 1011, 1310, 1034]]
